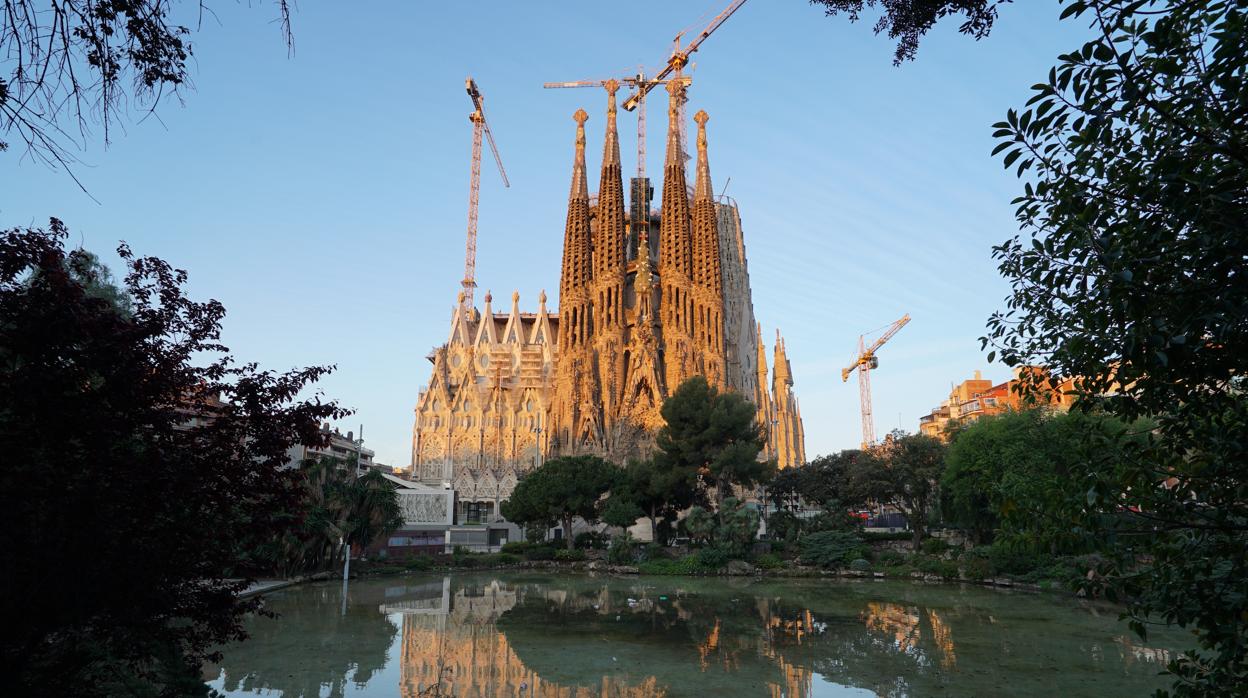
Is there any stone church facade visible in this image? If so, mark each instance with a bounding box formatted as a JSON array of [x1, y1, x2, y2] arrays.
[[411, 80, 803, 515]]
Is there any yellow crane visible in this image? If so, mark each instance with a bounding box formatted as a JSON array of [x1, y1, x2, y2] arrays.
[[842, 314, 911, 449], [462, 77, 509, 312]]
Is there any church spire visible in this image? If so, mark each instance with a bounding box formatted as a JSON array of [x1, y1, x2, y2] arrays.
[[594, 80, 627, 310], [659, 80, 693, 282], [559, 108, 593, 350]]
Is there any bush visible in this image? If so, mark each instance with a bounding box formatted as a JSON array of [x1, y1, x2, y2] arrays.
[[861, 530, 912, 542], [959, 548, 994, 580], [916, 556, 959, 579], [608, 534, 638, 565], [754, 553, 783, 570], [575, 531, 609, 550], [640, 542, 667, 562], [523, 545, 557, 562], [500, 541, 532, 555], [875, 550, 909, 567], [638, 555, 709, 576], [697, 545, 732, 569], [800, 531, 868, 569], [849, 558, 872, 572], [988, 544, 1051, 577], [495, 553, 521, 565], [403, 556, 434, 572], [553, 548, 586, 562], [921, 538, 951, 556]]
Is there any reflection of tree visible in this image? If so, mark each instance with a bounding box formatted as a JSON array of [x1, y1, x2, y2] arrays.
[[212, 585, 397, 698], [211, 575, 1185, 698]]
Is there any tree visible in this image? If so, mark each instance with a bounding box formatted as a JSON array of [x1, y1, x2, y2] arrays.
[[657, 376, 772, 507], [976, 2, 1248, 693], [0, 220, 344, 695], [824, 2, 1247, 691], [810, 0, 1003, 63], [2, 0, 294, 182], [855, 431, 945, 550], [942, 409, 1142, 548], [283, 457, 403, 575], [604, 456, 700, 542], [500, 455, 621, 550]]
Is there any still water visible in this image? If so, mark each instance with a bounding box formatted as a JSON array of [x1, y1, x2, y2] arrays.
[[206, 573, 1184, 697]]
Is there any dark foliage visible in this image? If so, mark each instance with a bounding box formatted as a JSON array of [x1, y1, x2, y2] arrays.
[[979, 1, 1247, 693], [810, 0, 1006, 63], [0, 221, 343, 695], [657, 376, 772, 506], [1, 0, 293, 182], [501, 455, 621, 550]]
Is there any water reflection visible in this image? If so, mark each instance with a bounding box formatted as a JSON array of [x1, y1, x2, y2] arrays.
[[209, 574, 1184, 698]]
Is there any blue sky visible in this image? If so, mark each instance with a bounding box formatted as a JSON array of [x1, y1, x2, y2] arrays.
[[2, 1, 1089, 466]]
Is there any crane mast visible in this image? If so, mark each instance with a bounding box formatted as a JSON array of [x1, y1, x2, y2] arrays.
[[842, 314, 911, 449], [462, 77, 509, 312]]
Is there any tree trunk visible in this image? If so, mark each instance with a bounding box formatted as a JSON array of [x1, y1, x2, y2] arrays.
[[563, 514, 575, 550], [910, 506, 926, 552], [648, 505, 659, 545]]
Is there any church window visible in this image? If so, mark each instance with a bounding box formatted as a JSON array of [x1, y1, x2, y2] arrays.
[[480, 354, 490, 368]]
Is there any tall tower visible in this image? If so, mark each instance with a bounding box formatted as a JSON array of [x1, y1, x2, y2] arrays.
[[658, 80, 694, 391], [593, 80, 629, 439], [552, 109, 600, 452], [771, 329, 806, 468], [691, 109, 726, 389]]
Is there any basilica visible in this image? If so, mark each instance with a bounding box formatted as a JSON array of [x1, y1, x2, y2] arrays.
[[410, 80, 804, 520]]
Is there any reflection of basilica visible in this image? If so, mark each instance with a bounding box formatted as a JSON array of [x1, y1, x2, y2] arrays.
[[393, 579, 668, 697]]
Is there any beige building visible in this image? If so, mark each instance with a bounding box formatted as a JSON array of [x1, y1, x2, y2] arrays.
[[410, 81, 805, 515]]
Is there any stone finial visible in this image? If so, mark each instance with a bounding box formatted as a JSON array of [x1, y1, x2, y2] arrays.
[[512, 290, 520, 304], [693, 109, 712, 200], [484, 290, 493, 304], [457, 290, 466, 304], [604, 78, 619, 96], [539, 289, 547, 306], [570, 109, 589, 201]]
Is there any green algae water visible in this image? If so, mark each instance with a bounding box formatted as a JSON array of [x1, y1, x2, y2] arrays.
[[205, 573, 1185, 697]]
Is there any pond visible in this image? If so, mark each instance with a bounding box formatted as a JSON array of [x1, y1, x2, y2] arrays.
[[205, 572, 1184, 697]]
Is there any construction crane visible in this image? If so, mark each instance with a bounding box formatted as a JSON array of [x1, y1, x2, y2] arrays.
[[620, 0, 750, 152], [462, 77, 509, 312], [542, 73, 690, 185], [842, 314, 911, 450]]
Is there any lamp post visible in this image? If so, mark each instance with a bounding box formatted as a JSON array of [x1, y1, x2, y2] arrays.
[[532, 424, 544, 467]]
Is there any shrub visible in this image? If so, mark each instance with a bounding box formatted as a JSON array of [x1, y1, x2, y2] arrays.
[[959, 549, 994, 580], [638, 555, 708, 576], [754, 553, 783, 570], [495, 553, 521, 565], [800, 531, 868, 569], [861, 530, 912, 542], [921, 538, 951, 556], [849, 558, 872, 572], [608, 534, 638, 565], [500, 541, 532, 555], [916, 556, 959, 579], [697, 545, 731, 569], [553, 548, 586, 562], [641, 542, 667, 562], [988, 544, 1051, 577], [403, 556, 434, 572], [875, 550, 909, 567], [523, 545, 556, 562], [575, 531, 609, 550]]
